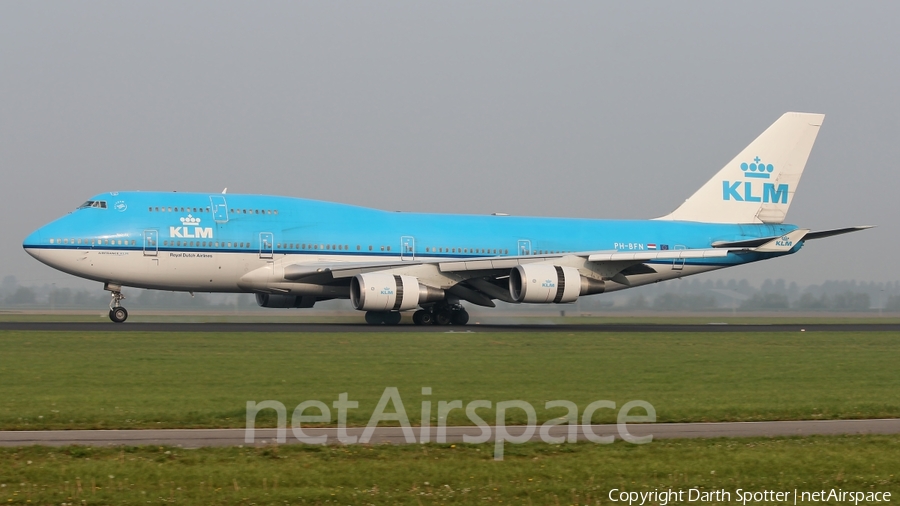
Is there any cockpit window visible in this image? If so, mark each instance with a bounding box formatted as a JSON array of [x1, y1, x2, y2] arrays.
[[78, 201, 108, 210]]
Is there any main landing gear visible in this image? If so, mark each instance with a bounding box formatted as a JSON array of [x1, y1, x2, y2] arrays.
[[364, 311, 402, 325], [364, 303, 470, 326], [413, 303, 469, 326], [106, 284, 128, 323]]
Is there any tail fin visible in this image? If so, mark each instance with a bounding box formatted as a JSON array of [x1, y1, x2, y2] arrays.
[[657, 112, 824, 224]]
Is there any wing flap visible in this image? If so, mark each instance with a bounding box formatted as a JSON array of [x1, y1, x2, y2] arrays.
[[587, 249, 730, 262]]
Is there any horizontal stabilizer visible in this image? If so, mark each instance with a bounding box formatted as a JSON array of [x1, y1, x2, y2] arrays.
[[712, 236, 783, 249], [752, 229, 809, 253], [804, 226, 874, 240]]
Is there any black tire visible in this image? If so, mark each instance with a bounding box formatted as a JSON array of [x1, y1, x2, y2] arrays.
[[365, 311, 384, 325], [419, 311, 434, 325], [451, 310, 469, 326], [433, 310, 452, 326], [109, 307, 128, 323], [385, 312, 402, 325], [412, 310, 427, 325]]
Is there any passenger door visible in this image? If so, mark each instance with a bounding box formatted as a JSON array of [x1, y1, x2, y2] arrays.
[[401, 236, 415, 261], [259, 232, 274, 259], [143, 230, 158, 257]]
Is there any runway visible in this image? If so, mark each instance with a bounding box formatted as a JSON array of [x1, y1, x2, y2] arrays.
[[1, 321, 899, 333], [2, 419, 898, 448]]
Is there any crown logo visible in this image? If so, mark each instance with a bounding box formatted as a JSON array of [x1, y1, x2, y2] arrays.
[[180, 214, 202, 225], [741, 157, 773, 179]]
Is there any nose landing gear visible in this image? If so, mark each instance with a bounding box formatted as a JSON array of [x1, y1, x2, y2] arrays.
[[106, 284, 128, 323]]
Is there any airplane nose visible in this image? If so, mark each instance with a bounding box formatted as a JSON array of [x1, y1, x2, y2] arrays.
[[23, 228, 43, 259]]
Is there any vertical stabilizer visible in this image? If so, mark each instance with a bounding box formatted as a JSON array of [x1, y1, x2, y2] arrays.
[[657, 112, 824, 224]]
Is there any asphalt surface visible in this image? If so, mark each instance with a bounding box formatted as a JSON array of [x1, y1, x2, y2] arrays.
[[2, 419, 899, 448], [2, 322, 900, 333]]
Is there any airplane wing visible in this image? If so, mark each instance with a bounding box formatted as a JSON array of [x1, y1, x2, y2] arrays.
[[246, 246, 748, 305], [245, 226, 870, 306]]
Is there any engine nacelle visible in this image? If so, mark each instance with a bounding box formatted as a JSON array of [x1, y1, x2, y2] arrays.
[[509, 264, 604, 303], [350, 273, 444, 312], [256, 293, 316, 308]]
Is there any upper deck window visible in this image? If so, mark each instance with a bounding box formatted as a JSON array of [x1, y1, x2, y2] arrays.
[[78, 201, 107, 210]]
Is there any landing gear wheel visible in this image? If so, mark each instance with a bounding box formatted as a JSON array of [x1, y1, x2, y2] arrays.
[[384, 312, 402, 325], [365, 311, 385, 325], [413, 310, 433, 326], [365, 311, 401, 325], [451, 310, 469, 326], [433, 309, 452, 326], [109, 307, 128, 323]]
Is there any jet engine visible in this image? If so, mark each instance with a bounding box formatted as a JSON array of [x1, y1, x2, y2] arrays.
[[350, 273, 444, 311], [256, 293, 316, 308], [509, 264, 605, 303]]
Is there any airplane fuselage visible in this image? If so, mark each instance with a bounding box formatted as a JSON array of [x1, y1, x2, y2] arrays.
[[23, 191, 798, 296]]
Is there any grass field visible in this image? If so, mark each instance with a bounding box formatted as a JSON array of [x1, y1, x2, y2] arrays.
[[1, 329, 898, 430], [0, 436, 897, 505]]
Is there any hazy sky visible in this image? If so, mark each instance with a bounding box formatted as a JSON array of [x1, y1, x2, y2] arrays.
[[2, 2, 897, 290]]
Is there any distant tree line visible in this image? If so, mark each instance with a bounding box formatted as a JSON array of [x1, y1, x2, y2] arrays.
[[0, 275, 256, 310], [3, 274, 900, 312]]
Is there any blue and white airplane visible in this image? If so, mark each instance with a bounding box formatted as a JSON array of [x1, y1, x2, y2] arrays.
[[23, 112, 869, 324]]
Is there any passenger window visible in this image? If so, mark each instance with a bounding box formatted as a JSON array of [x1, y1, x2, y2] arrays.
[[368, 246, 373, 251]]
